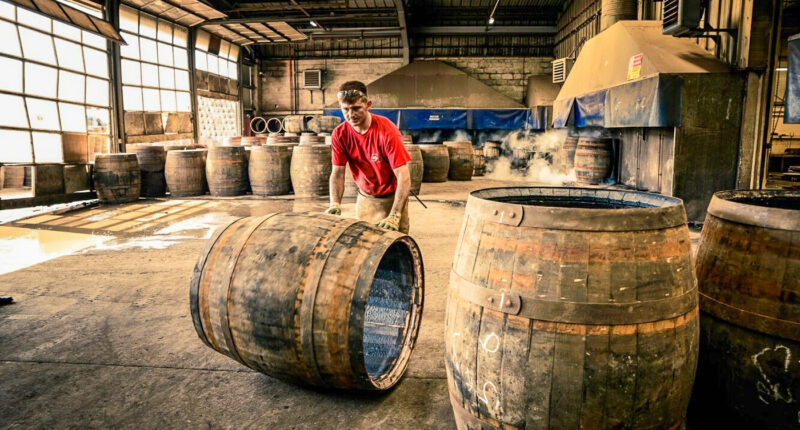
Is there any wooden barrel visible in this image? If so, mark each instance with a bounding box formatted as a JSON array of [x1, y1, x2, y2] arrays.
[[574, 137, 612, 185], [446, 187, 698, 430], [690, 190, 800, 430], [445, 146, 473, 181], [299, 134, 326, 146], [344, 164, 359, 197], [402, 135, 413, 145], [282, 115, 308, 133], [563, 136, 579, 171], [248, 145, 292, 196], [405, 144, 424, 195], [206, 146, 248, 197], [2, 165, 25, 188], [94, 154, 141, 204], [165, 149, 206, 197], [267, 134, 300, 146], [483, 141, 501, 160], [418, 145, 449, 182], [307, 115, 341, 133], [511, 147, 531, 170], [132, 145, 166, 197], [290, 144, 331, 197], [472, 148, 485, 177], [190, 212, 424, 390]]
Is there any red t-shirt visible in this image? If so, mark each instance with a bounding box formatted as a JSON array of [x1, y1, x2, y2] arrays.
[[331, 114, 410, 196]]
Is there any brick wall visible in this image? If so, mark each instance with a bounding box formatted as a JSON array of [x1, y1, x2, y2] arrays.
[[259, 57, 553, 114]]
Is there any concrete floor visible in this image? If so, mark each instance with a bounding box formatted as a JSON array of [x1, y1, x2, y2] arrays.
[[0, 178, 536, 429], [0, 178, 703, 429]]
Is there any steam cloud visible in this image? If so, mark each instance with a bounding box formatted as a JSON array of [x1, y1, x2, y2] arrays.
[[484, 129, 577, 186]]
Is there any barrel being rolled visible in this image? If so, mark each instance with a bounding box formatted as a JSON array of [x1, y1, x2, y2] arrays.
[[190, 212, 424, 390], [563, 135, 579, 172], [444, 141, 473, 181], [248, 145, 292, 196], [418, 145, 449, 182], [290, 144, 331, 197], [405, 144, 424, 195], [165, 149, 206, 197], [206, 146, 248, 197], [446, 187, 698, 430], [690, 190, 800, 430], [94, 153, 141, 204], [574, 137, 612, 185], [132, 145, 166, 197], [472, 148, 485, 177]]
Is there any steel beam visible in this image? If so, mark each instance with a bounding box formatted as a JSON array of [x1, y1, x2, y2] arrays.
[[393, 0, 409, 64], [409, 25, 557, 34], [198, 12, 397, 26]]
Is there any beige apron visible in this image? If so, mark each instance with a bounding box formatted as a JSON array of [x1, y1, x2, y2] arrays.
[[355, 189, 410, 234]]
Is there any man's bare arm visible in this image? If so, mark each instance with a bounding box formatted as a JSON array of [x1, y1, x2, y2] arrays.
[[329, 165, 346, 206]]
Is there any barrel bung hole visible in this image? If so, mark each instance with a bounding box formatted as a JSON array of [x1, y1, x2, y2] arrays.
[[363, 242, 416, 380]]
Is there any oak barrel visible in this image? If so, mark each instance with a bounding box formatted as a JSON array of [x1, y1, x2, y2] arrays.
[[248, 145, 292, 196], [132, 145, 167, 197], [446, 187, 698, 430], [405, 144, 424, 195], [511, 147, 531, 170], [290, 144, 331, 197], [307, 115, 341, 134], [472, 148, 485, 177], [299, 134, 326, 146], [402, 135, 413, 145], [165, 149, 206, 197], [418, 145, 450, 182], [563, 136, 579, 171], [190, 212, 424, 390], [206, 146, 248, 197], [343, 164, 359, 198], [282, 115, 308, 133], [483, 142, 501, 160], [444, 141, 473, 181], [574, 137, 612, 185], [690, 190, 800, 430], [94, 153, 141, 204]]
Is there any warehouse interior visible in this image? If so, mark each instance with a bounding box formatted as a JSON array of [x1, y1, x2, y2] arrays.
[[1, 0, 799, 428]]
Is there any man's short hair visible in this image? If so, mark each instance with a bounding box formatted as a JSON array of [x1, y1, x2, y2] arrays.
[[338, 81, 368, 103]]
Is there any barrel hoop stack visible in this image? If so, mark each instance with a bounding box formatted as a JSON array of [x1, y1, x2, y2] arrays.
[[690, 190, 800, 429], [445, 187, 698, 430], [190, 212, 424, 390]]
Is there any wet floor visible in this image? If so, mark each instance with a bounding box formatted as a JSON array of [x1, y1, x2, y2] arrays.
[[0, 226, 107, 275]]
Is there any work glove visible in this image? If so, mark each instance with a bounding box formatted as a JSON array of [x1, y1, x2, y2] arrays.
[[324, 203, 341, 216], [376, 212, 401, 231]]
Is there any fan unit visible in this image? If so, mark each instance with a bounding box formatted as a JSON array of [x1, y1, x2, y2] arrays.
[[552, 58, 574, 84], [662, 0, 703, 36], [303, 69, 322, 89]]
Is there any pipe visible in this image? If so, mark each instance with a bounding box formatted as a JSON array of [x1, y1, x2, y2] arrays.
[[600, 0, 636, 31]]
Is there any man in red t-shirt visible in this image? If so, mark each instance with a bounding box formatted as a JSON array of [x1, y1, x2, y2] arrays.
[[325, 81, 412, 233]]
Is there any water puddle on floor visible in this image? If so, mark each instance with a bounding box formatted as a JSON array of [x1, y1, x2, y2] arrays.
[[0, 226, 108, 275]]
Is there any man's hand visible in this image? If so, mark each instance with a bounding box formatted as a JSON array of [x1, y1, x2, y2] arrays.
[[325, 203, 341, 216], [376, 212, 401, 231]]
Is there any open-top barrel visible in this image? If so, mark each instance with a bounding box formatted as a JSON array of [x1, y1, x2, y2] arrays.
[[165, 149, 206, 197], [690, 190, 800, 430], [418, 145, 449, 182], [248, 145, 292, 196], [190, 212, 424, 390], [94, 153, 141, 204], [446, 187, 698, 430]]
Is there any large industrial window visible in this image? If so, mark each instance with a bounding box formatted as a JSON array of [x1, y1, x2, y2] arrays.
[[119, 5, 191, 114], [194, 29, 238, 80], [0, 0, 111, 163]]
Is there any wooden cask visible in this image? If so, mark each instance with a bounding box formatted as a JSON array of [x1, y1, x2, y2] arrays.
[[299, 134, 326, 146], [206, 146, 248, 197], [483, 142, 501, 160], [344, 164, 359, 197], [290, 144, 331, 197], [511, 147, 531, 170], [190, 212, 424, 390], [563, 136, 579, 171], [402, 135, 413, 145], [248, 145, 292, 196], [283, 115, 311, 133], [307, 115, 341, 133], [131, 145, 167, 197], [446, 187, 698, 430], [446, 146, 473, 181], [418, 145, 449, 182], [574, 137, 612, 185], [690, 190, 800, 430], [472, 148, 485, 177], [405, 144, 424, 195], [94, 154, 141, 204], [165, 149, 206, 197]]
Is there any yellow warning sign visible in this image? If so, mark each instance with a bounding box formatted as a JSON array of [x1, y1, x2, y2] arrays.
[[627, 53, 643, 80]]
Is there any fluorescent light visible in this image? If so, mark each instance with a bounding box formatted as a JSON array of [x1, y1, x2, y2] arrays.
[[309, 20, 318, 27], [776, 67, 787, 72], [488, 17, 495, 24]]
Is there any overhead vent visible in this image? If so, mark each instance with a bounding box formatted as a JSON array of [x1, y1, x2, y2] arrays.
[[552, 58, 574, 84], [303, 69, 322, 89], [662, 0, 704, 37]]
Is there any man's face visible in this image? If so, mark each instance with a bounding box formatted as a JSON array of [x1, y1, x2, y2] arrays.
[[339, 98, 371, 128]]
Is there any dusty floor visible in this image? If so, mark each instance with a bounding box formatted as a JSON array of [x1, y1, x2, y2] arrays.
[[0, 179, 703, 429]]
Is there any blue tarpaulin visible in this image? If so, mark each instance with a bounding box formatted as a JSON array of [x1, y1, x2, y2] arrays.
[[786, 34, 800, 124], [321, 107, 544, 130], [553, 75, 682, 128]]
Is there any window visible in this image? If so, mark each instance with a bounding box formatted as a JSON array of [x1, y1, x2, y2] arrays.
[[195, 29, 240, 82], [119, 5, 190, 114], [0, 1, 112, 163]]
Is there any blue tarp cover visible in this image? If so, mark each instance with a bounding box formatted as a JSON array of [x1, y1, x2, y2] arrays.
[[786, 34, 800, 124], [321, 107, 545, 130], [553, 75, 682, 128]]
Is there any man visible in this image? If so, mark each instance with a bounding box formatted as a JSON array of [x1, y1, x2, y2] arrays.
[[325, 81, 412, 233]]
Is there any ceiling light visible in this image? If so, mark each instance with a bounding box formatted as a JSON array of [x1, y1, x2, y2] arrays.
[[310, 20, 318, 27], [488, 17, 495, 25]]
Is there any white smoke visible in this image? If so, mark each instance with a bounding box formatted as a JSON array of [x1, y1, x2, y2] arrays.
[[451, 129, 472, 142], [484, 128, 576, 186]]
